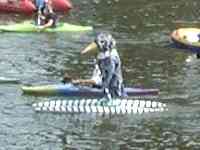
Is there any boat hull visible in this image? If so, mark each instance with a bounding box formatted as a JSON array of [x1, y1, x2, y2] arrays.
[[0, 21, 93, 32], [22, 83, 159, 97], [171, 28, 200, 54]]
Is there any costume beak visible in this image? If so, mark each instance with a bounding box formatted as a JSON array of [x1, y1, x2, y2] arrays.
[[81, 42, 98, 54]]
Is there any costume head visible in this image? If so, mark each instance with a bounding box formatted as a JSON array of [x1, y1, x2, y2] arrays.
[[81, 32, 116, 55]]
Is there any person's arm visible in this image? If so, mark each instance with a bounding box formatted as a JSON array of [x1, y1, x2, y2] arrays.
[[62, 65, 100, 86], [73, 64, 102, 86], [38, 19, 53, 29], [72, 79, 96, 86]]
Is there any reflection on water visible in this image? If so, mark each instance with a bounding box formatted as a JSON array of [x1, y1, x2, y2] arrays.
[[1, 0, 200, 149]]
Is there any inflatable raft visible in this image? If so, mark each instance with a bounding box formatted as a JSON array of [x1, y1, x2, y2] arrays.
[[0, 0, 72, 15], [0, 21, 93, 32], [171, 28, 200, 54], [0, 0, 35, 15], [51, 0, 72, 12], [22, 83, 159, 97]]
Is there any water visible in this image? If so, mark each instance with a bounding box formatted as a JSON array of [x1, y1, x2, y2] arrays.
[[1, 0, 200, 149]]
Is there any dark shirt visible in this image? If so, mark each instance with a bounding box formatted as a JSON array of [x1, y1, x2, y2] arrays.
[[44, 13, 57, 28]]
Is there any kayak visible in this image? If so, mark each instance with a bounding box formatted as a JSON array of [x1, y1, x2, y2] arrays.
[[0, 0, 72, 15], [171, 28, 200, 54], [22, 83, 159, 97], [33, 99, 167, 115], [0, 0, 35, 15], [0, 21, 93, 32]]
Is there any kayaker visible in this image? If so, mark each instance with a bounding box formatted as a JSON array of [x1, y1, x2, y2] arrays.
[[37, 10, 58, 29], [64, 32, 127, 99], [35, 0, 53, 25]]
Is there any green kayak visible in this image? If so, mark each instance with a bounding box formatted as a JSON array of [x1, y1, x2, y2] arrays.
[[0, 21, 93, 32]]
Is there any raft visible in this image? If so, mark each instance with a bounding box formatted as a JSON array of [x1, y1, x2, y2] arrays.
[[0, 21, 93, 32], [171, 28, 200, 54], [22, 83, 159, 97], [0, 0, 72, 15], [0, 0, 35, 15], [51, 0, 72, 12]]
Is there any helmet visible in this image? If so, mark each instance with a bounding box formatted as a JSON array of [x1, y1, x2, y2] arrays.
[[81, 32, 116, 55], [95, 32, 116, 52]]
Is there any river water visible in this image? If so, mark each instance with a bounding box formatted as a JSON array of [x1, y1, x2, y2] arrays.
[[1, 0, 200, 149]]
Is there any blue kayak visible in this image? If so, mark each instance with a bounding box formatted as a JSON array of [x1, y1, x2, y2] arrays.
[[21, 83, 159, 97]]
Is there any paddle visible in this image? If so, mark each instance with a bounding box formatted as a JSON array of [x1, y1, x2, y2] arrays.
[[36, 9, 44, 26], [37, 13, 41, 26], [35, 11, 45, 32]]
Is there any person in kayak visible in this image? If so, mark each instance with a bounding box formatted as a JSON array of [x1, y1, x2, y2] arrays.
[[37, 9, 58, 29], [63, 32, 127, 99], [35, 0, 53, 25]]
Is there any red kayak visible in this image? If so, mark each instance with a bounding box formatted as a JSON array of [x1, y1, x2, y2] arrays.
[[0, 0, 72, 15]]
